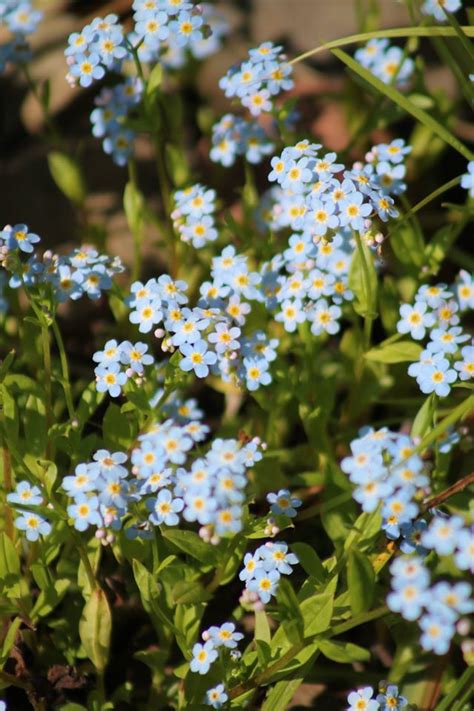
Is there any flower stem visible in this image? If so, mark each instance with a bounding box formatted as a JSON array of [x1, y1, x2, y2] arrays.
[[51, 318, 75, 420]]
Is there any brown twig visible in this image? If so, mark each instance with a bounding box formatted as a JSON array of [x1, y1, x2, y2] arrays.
[[421, 471, 474, 514]]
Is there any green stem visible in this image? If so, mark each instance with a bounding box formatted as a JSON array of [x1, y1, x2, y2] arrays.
[[442, 9, 474, 69], [40, 324, 53, 455], [127, 159, 144, 284], [387, 175, 461, 239], [51, 319, 75, 420], [353, 231, 373, 351]]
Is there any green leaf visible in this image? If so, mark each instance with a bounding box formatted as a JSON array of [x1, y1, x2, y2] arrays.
[[76, 382, 105, 428], [103, 403, 136, 451], [276, 577, 304, 643], [161, 529, 218, 566], [331, 47, 474, 161], [166, 144, 190, 188], [0, 617, 21, 669], [436, 667, 474, 711], [124, 181, 145, 235], [254, 609, 271, 644], [260, 647, 320, 711], [390, 224, 425, 269], [48, 152, 86, 206], [79, 589, 112, 672], [172, 580, 211, 605], [348, 237, 378, 318], [411, 393, 437, 439], [290, 543, 326, 583], [147, 63, 163, 95], [364, 340, 422, 364], [0, 350, 15, 383], [319, 639, 370, 663], [0, 533, 21, 596], [347, 550, 375, 615], [300, 576, 337, 637]]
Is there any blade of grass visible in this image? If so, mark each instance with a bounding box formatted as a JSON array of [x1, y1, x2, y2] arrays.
[[331, 47, 474, 161], [289, 26, 474, 65]]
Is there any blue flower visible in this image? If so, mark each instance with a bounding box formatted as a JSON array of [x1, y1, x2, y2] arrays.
[[382, 492, 418, 539], [147, 489, 184, 526], [120, 341, 154, 374], [416, 356, 457, 397], [454, 344, 474, 380], [169, 11, 203, 47], [310, 299, 341, 336], [399, 520, 429, 556], [69, 52, 105, 87], [92, 339, 121, 366], [456, 270, 474, 310], [376, 684, 408, 710], [95, 363, 128, 398], [261, 542, 298, 575], [339, 192, 372, 230], [4, 224, 40, 253], [397, 301, 435, 340], [275, 299, 305, 333], [454, 528, 474, 572], [242, 357, 271, 391], [387, 580, 429, 621], [190, 641, 218, 675], [421, 514, 465, 555], [266, 489, 302, 518], [347, 687, 379, 711], [207, 622, 244, 649], [239, 552, 263, 582], [205, 683, 228, 709], [421, 0, 461, 22], [68, 495, 102, 531], [62, 463, 99, 496], [7, 481, 42, 507], [419, 614, 454, 655], [428, 326, 469, 354], [14, 512, 51, 541], [179, 339, 217, 378], [247, 568, 280, 604]]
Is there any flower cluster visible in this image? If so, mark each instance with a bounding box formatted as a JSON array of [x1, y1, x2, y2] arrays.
[[421, 0, 462, 22], [388, 517, 473, 655], [8, 420, 263, 543], [190, 621, 243, 675], [210, 113, 275, 166], [66, 3, 228, 165], [0, 227, 124, 308], [91, 78, 143, 166], [219, 41, 294, 116], [252, 139, 408, 335], [172, 184, 218, 248], [126, 251, 278, 391], [6, 482, 51, 542], [65, 14, 128, 88], [398, 273, 474, 397], [346, 683, 408, 711], [0, 0, 43, 73], [93, 339, 155, 397], [239, 541, 298, 606], [135, 430, 263, 537], [355, 39, 414, 87], [341, 427, 429, 540]]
